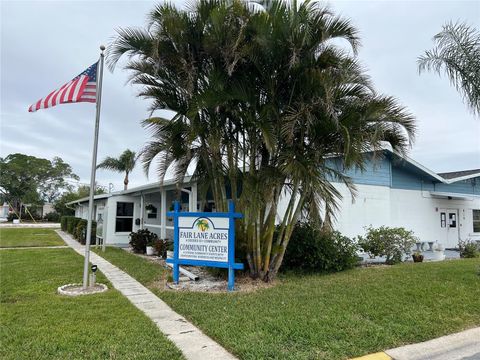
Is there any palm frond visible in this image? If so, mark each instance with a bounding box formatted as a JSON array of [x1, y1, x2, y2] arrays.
[[418, 21, 480, 115]]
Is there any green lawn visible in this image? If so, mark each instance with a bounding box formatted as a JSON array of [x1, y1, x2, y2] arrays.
[[0, 248, 184, 360], [95, 247, 480, 360], [0, 228, 64, 247]]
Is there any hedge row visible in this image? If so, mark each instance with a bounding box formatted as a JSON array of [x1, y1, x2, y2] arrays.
[[60, 216, 97, 245]]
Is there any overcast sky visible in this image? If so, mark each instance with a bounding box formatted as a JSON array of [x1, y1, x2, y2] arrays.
[[1, 0, 479, 192]]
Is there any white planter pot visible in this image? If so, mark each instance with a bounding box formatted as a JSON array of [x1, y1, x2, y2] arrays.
[[167, 250, 174, 259], [146, 246, 155, 256]]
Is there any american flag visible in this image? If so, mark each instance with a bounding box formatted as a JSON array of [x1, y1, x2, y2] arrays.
[[28, 62, 98, 112]]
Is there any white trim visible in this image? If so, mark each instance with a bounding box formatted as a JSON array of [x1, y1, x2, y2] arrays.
[[444, 173, 480, 184], [116, 176, 193, 196], [66, 193, 110, 205], [161, 189, 167, 239], [392, 150, 447, 183], [429, 191, 479, 200], [144, 224, 174, 230], [66, 176, 194, 206]]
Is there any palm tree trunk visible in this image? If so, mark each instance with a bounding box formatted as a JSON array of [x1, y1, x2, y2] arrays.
[[124, 172, 129, 190], [269, 192, 306, 279]]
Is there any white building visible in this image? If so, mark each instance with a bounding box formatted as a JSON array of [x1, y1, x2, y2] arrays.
[[69, 149, 480, 249]]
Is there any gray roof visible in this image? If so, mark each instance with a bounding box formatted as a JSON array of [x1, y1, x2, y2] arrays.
[[438, 169, 480, 180]]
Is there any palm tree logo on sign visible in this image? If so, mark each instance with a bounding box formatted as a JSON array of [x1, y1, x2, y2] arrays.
[[195, 219, 210, 232]]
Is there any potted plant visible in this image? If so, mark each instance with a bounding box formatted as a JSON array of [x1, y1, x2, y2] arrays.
[[412, 251, 424, 263], [129, 229, 159, 254], [145, 204, 155, 214], [154, 238, 168, 259], [146, 239, 155, 256]]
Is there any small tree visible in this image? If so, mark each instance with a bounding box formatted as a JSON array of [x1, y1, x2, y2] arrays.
[[358, 226, 418, 265], [54, 184, 107, 216], [0, 153, 79, 212], [97, 149, 137, 190]]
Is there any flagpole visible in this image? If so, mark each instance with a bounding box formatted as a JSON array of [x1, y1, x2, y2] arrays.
[[83, 45, 105, 289]]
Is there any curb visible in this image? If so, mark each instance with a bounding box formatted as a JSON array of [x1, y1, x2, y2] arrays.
[[351, 352, 392, 360]]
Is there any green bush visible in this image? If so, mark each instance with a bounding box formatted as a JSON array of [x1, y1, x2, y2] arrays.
[[60, 216, 74, 231], [44, 212, 60, 222], [458, 239, 479, 258], [66, 217, 81, 234], [357, 226, 418, 265], [129, 229, 159, 254], [282, 223, 359, 273], [74, 219, 97, 245]]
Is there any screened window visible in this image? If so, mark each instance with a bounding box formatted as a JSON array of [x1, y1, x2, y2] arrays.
[[116, 202, 134, 232], [473, 210, 480, 233]]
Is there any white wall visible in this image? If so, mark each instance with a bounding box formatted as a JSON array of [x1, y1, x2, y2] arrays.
[[104, 195, 141, 245], [332, 184, 392, 239], [331, 184, 480, 247], [276, 183, 480, 248], [390, 189, 480, 246], [42, 203, 55, 216]]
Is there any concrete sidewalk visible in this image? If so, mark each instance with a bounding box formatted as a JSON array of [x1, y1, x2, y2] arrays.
[[57, 230, 237, 360], [353, 327, 480, 360], [0, 245, 68, 250], [0, 223, 60, 228], [386, 327, 480, 360]]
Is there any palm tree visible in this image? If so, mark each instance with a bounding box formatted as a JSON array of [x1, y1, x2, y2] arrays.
[[108, 0, 415, 281], [418, 21, 480, 115], [97, 149, 137, 190]]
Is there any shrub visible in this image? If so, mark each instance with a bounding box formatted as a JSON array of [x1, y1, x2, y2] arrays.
[[44, 212, 60, 222], [282, 223, 359, 273], [60, 216, 74, 231], [66, 217, 81, 234], [74, 219, 97, 245], [153, 238, 170, 258], [458, 239, 479, 258], [357, 226, 418, 265], [129, 229, 159, 254], [22, 206, 43, 221]]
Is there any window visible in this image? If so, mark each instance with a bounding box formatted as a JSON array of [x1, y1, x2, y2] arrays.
[[448, 213, 457, 228], [116, 202, 134, 232], [440, 212, 446, 228], [473, 210, 480, 233]]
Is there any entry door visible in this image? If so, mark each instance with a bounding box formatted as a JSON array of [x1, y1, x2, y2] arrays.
[[440, 209, 459, 249]]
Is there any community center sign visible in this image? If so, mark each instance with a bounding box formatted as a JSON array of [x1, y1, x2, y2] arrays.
[[178, 217, 229, 262], [166, 200, 244, 291]]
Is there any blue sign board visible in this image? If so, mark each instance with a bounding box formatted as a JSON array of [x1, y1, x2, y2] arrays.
[[166, 200, 244, 291]]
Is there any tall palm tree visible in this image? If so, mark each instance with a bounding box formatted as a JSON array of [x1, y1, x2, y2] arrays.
[[418, 21, 480, 116], [97, 149, 137, 190], [108, 0, 415, 281]]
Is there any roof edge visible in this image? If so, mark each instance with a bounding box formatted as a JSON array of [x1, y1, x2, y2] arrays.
[[444, 172, 480, 184], [67, 175, 194, 205]]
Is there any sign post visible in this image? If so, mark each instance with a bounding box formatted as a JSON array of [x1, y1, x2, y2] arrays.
[[166, 200, 244, 291]]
